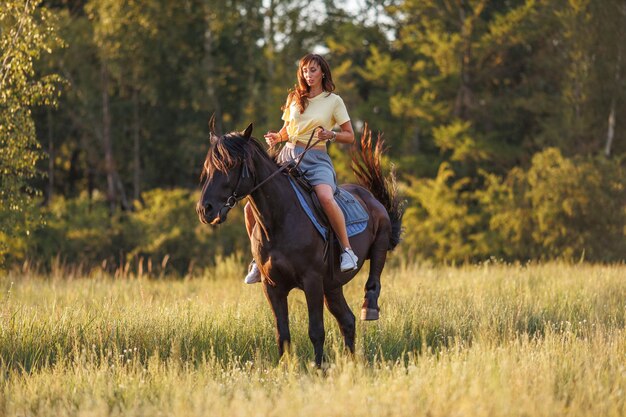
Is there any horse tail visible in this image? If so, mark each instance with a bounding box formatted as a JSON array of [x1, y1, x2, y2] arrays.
[[350, 125, 404, 251]]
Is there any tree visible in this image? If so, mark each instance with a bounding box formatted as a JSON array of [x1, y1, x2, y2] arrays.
[[0, 0, 63, 264], [542, 0, 626, 157], [478, 148, 626, 261]]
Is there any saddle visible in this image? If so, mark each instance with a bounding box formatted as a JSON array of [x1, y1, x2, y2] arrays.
[[284, 162, 368, 241]]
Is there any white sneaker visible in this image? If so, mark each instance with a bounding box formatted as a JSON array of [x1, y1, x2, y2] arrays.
[[244, 260, 262, 284], [340, 248, 358, 272]]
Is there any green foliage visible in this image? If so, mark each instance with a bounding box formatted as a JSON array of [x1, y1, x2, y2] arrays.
[[28, 191, 130, 268], [404, 149, 625, 263], [0, 0, 63, 265], [126, 188, 248, 275], [23, 149, 621, 269], [402, 163, 488, 262], [26, 189, 249, 275], [4, 0, 624, 266], [479, 148, 626, 261], [432, 120, 490, 164]]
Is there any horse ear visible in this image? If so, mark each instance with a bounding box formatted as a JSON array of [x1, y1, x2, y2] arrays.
[[242, 123, 253, 139], [208, 113, 217, 135], [209, 113, 219, 144]]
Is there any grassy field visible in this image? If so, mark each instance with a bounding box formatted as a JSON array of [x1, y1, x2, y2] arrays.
[[1, 259, 625, 416]]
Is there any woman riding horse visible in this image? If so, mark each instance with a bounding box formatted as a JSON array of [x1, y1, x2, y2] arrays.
[[197, 121, 403, 366], [243, 53, 358, 285]]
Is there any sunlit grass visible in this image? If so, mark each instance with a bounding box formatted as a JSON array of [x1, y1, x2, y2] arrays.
[[1, 260, 625, 416]]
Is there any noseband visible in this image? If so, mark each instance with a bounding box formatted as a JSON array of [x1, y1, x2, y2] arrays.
[[216, 162, 252, 220]]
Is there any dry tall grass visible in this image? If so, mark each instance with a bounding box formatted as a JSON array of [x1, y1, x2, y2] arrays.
[[1, 260, 624, 416]]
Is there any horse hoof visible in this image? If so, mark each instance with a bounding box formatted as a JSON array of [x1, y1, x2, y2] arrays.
[[361, 307, 379, 321]]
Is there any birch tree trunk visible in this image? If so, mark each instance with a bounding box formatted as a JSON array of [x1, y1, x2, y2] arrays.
[[605, 49, 621, 157]]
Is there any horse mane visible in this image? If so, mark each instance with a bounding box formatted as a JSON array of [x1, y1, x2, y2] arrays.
[[201, 131, 278, 181]]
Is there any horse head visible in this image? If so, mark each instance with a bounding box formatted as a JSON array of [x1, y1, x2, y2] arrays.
[[196, 122, 257, 225]]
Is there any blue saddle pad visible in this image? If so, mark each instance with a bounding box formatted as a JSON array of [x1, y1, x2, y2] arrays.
[[287, 177, 368, 241]]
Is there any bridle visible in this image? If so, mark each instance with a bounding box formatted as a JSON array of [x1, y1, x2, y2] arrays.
[[211, 127, 325, 221]]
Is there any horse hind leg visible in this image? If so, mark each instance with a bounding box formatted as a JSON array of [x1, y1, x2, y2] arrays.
[[324, 287, 356, 354], [361, 229, 389, 321]]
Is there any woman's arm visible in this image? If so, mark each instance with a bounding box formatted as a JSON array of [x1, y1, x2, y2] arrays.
[[264, 122, 289, 147], [319, 120, 354, 144]]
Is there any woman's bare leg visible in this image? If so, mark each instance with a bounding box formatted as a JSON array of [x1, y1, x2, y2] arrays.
[[313, 184, 351, 249]]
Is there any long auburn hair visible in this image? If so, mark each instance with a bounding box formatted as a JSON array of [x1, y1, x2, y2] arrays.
[[284, 53, 336, 114]]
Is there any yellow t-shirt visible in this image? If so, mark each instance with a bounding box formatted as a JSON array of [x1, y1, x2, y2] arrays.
[[281, 92, 350, 145]]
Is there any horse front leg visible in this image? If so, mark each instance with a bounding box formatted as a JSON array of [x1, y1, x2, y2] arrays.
[[303, 277, 325, 367], [263, 283, 291, 358]]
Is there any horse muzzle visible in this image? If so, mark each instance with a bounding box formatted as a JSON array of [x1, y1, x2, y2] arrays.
[[196, 202, 216, 225], [196, 202, 228, 226]]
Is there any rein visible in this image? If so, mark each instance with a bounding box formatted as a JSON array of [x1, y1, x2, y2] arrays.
[[216, 126, 325, 217]]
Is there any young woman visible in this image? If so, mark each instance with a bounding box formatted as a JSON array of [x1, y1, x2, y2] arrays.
[[244, 53, 357, 283]]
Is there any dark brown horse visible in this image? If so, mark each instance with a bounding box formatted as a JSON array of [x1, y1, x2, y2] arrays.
[[197, 123, 403, 366]]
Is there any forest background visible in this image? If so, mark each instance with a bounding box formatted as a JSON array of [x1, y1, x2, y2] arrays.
[[2, 0, 625, 274]]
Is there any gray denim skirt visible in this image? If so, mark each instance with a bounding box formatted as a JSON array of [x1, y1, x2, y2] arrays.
[[278, 143, 337, 191]]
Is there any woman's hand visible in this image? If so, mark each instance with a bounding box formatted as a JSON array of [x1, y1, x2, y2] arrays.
[[318, 128, 336, 142], [263, 131, 282, 147]]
